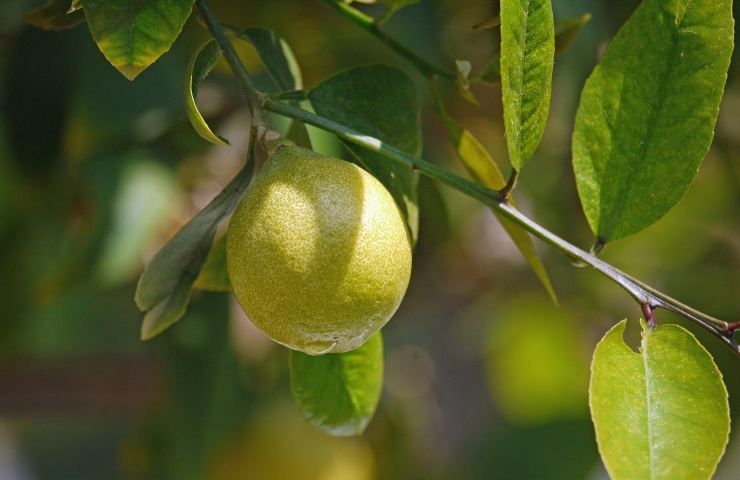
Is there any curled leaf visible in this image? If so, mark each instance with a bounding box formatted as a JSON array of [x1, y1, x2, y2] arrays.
[[185, 40, 229, 146]]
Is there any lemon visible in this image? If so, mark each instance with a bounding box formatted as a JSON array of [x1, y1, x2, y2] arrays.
[[226, 144, 412, 354]]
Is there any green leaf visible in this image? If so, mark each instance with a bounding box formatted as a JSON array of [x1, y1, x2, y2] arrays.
[[500, 0, 554, 171], [135, 159, 253, 340], [572, 0, 734, 241], [309, 65, 420, 243], [554, 13, 591, 54], [185, 40, 229, 146], [24, 0, 85, 31], [83, 0, 194, 80], [590, 320, 730, 480], [193, 233, 231, 292], [226, 26, 311, 149], [431, 89, 557, 303], [227, 26, 303, 92], [289, 332, 383, 437]]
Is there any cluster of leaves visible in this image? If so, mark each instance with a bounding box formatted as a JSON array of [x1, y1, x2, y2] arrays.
[[24, 0, 737, 477]]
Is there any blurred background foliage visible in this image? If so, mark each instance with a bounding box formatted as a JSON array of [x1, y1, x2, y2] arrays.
[[0, 0, 739, 479]]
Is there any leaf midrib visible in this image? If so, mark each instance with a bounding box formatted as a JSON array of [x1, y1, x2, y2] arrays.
[[600, 2, 694, 239], [642, 334, 656, 479]]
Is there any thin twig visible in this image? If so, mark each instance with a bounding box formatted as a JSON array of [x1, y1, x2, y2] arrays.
[[317, 0, 456, 79]]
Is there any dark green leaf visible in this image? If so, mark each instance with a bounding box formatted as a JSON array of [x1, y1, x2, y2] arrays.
[[500, 0, 555, 171], [24, 0, 84, 31], [135, 159, 254, 340], [83, 0, 194, 80], [309, 65, 420, 243], [572, 0, 734, 241], [590, 320, 730, 479], [290, 332, 383, 436], [227, 26, 302, 92], [185, 40, 229, 146], [431, 89, 557, 303], [193, 233, 231, 292]]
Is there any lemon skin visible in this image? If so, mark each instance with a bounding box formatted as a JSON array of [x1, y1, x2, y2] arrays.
[[226, 144, 412, 354]]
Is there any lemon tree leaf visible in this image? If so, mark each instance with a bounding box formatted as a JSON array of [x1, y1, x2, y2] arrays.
[[226, 26, 311, 150], [590, 320, 730, 480], [572, 0, 734, 242], [185, 40, 229, 146], [500, 0, 554, 171], [289, 332, 383, 437], [193, 233, 231, 292], [24, 0, 85, 31], [308, 65, 420, 243], [135, 159, 253, 340], [432, 92, 556, 303], [83, 0, 194, 80], [227, 26, 302, 92]]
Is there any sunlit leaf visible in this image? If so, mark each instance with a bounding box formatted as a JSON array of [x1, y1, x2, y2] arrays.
[[135, 159, 253, 340], [590, 320, 730, 479], [290, 332, 383, 437], [83, 0, 194, 80], [309, 65, 420, 243], [500, 0, 555, 171], [24, 0, 84, 31], [431, 90, 557, 303], [185, 40, 229, 146], [572, 0, 734, 241]]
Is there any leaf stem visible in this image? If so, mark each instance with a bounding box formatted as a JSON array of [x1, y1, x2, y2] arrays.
[[499, 170, 520, 201], [317, 0, 456, 80], [196, 0, 740, 357]]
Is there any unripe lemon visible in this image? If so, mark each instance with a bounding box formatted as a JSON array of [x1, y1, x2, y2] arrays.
[[226, 144, 412, 355]]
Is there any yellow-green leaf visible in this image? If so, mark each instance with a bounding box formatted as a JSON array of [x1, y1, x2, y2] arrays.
[[185, 40, 229, 146], [432, 91, 556, 303], [590, 320, 730, 479], [83, 0, 194, 80]]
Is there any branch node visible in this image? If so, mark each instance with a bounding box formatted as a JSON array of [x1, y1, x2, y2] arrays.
[[642, 303, 656, 329]]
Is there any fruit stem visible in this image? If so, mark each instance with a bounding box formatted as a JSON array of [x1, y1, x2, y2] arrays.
[[196, 0, 740, 358]]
